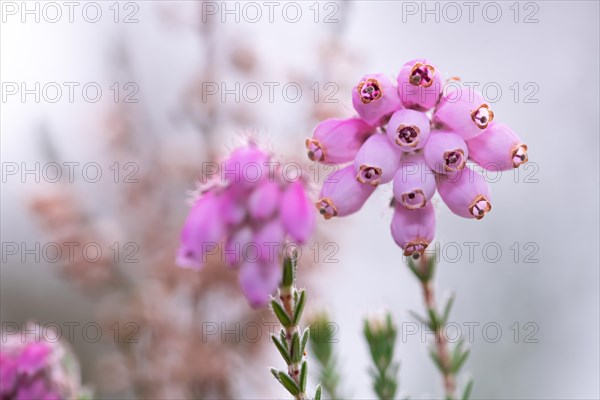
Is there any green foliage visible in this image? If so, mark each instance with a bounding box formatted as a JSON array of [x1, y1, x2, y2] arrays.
[[309, 313, 342, 399], [363, 313, 400, 400]]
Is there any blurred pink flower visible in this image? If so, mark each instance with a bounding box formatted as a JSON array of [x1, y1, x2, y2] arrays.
[[176, 143, 316, 307]]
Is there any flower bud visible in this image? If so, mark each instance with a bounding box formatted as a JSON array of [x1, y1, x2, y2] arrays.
[[248, 180, 281, 220], [467, 122, 528, 171], [281, 180, 315, 244], [397, 59, 443, 110], [352, 73, 401, 126], [316, 165, 376, 219], [386, 108, 431, 151], [354, 133, 403, 186], [224, 226, 254, 268], [434, 87, 494, 140], [307, 117, 374, 163], [424, 131, 468, 174], [390, 202, 436, 256], [176, 192, 225, 270], [239, 260, 281, 308], [253, 220, 285, 264], [437, 166, 492, 220], [393, 157, 436, 209], [220, 186, 247, 226], [223, 145, 270, 188]]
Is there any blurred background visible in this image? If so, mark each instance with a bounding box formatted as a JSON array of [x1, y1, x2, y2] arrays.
[[1, 1, 599, 399]]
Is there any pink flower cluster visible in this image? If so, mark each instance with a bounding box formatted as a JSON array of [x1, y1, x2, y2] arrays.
[[1, 326, 83, 400], [308, 59, 528, 256], [177, 143, 315, 307]]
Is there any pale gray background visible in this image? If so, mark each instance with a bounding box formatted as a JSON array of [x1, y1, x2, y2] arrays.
[[1, 1, 599, 399]]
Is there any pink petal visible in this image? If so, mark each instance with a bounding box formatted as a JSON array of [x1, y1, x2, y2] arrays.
[[437, 166, 492, 220], [316, 165, 376, 219], [393, 157, 437, 209], [391, 201, 436, 256], [351, 73, 401, 126], [307, 117, 374, 163], [354, 133, 403, 186], [397, 58, 443, 111], [248, 180, 281, 220], [434, 87, 493, 140], [387, 108, 431, 151], [176, 192, 225, 270], [239, 261, 281, 308], [467, 122, 528, 171], [424, 131, 468, 174], [280, 181, 315, 244]]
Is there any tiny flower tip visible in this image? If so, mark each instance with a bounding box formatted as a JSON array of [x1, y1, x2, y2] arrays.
[[512, 144, 528, 168], [356, 165, 382, 186], [400, 189, 427, 209], [471, 104, 494, 129], [409, 62, 436, 88], [316, 198, 337, 219], [404, 240, 429, 257], [305, 138, 324, 162], [443, 149, 467, 172], [469, 195, 492, 220], [396, 124, 421, 147], [357, 78, 383, 104]]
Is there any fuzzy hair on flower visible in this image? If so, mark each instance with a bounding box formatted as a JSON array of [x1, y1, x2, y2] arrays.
[[176, 141, 315, 308], [308, 60, 529, 256]]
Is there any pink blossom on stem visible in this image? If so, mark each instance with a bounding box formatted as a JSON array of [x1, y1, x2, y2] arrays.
[[176, 191, 225, 270], [281, 180, 315, 244], [306, 117, 374, 163], [434, 87, 494, 140], [317, 165, 376, 219], [393, 157, 437, 210], [467, 122, 528, 171], [391, 201, 436, 256], [387, 108, 431, 151], [239, 260, 281, 308], [248, 180, 281, 220], [437, 166, 492, 220], [354, 133, 403, 186], [424, 130, 469, 174], [352, 73, 402, 126], [397, 59, 443, 111]]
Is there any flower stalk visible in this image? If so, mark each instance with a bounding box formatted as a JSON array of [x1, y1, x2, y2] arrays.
[[270, 253, 321, 400], [407, 252, 473, 400]]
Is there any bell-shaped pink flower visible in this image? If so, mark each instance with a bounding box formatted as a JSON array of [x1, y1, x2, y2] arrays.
[[424, 130, 468, 174], [253, 219, 285, 264], [397, 59, 443, 111], [239, 260, 281, 308], [306, 117, 374, 163], [281, 180, 315, 244], [437, 166, 492, 220], [220, 186, 247, 226], [224, 226, 254, 268], [393, 157, 436, 209], [434, 87, 494, 140], [467, 122, 528, 171], [391, 201, 436, 256], [354, 133, 403, 186], [248, 180, 281, 220], [176, 191, 225, 270], [352, 73, 401, 126], [223, 144, 271, 188], [317, 165, 376, 219], [387, 108, 431, 151]]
